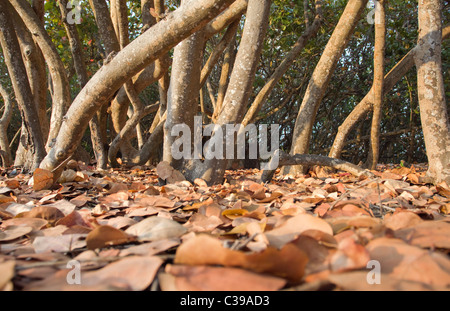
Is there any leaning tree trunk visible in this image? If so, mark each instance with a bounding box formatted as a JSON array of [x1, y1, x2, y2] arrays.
[[0, 0, 46, 169], [328, 24, 450, 160], [366, 0, 386, 170], [285, 0, 368, 175], [414, 0, 450, 184], [39, 0, 235, 172], [189, 0, 271, 184]]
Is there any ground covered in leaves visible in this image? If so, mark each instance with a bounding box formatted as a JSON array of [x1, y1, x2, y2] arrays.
[[0, 160, 449, 291]]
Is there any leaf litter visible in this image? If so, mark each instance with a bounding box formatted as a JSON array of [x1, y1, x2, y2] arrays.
[[0, 162, 449, 291]]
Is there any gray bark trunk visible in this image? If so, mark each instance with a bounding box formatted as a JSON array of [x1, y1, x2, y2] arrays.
[[285, 0, 368, 175], [414, 0, 450, 184], [39, 0, 235, 172]]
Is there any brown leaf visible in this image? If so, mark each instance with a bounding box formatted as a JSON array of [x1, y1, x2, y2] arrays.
[[265, 213, 333, 248], [86, 225, 135, 250], [24, 256, 162, 291], [0, 225, 33, 241], [367, 237, 450, 287], [194, 178, 208, 187], [174, 234, 308, 282], [329, 236, 370, 272], [0, 217, 48, 231], [55, 210, 92, 229], [32, 168, 54, 191], [0, 261, 15, 291], [22, 205, 65, 226], [256, 191, 283, 203], [32, 234, 87, 253], [156, 161, 185, 183], [394, 220, 450, 249], [166, 264, 286, 291], [384, 211, 423, 231], [125, 216, 187, 241], [436, 182, 450, 199]]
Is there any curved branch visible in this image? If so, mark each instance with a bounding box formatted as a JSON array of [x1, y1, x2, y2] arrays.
[[9, 0, 71, 149], [40, 0, 235, 171], [261, 150, 374, 183]]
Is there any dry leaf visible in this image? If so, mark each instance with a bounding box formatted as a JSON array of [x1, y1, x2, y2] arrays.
[[166, 264, 286, 291], [367, 237, 450, 287], [394, 220, 450, 249], [25, 256, 162, 291], [32, 168, 54, 191], [125, 216, 187, 241], [0, 261, 15, 291], [86, 225, 135, 250], [55, 210, 92, 229], [174, 234, 308, 282], [32, 234, 86, 253], [265, 213, 333, 248], [22, 205, 65, 226], [0, 225, 33, 241], [0, 217, 48, 231], [156, 161, 185, 183], [384, 211, 423, 231]]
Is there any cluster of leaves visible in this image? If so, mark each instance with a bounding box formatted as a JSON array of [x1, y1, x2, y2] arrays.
[[0, 161, 449, 290]]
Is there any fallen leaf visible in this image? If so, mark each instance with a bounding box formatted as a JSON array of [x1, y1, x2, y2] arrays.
[[156, 161, 185, 183], [366, 237, 450, 287], [32, 168, 54, 191], [55, 210, 92, 229], [265, 213, 333, 248], [394, 220, 450, 249], [166, 264, 286, 291], [86, 225, 135, 250], [22, 205, 65, 226], [0, 261, 15, 291], [25, 256, 162, 291], [174, 234, 308, 282], [0, 218, 48, 231], [384, 211, 423, 231], [0, 225, 33, 241], [125, 216, 187, 241], [32, 234, 86, 253]]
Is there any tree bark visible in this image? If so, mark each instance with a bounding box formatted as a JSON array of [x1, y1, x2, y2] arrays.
[[0, 84, 13, 166], [9, 0, 71, 150], [39, 0, 235, 172], [285, 0, 368, 175], [163, 28, 205, 169], [414, 0, 450, 184], [261, 150, 374, 183], [0, 0, 46, 169], [366, 0, 386, 170], [197, 0, 271, 184]]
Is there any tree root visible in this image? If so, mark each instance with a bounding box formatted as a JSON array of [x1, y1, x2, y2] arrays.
[[261, 150, 374, 183]]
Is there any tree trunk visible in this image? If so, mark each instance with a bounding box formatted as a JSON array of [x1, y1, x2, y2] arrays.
[[414, 0, 450, 184], [163, 28, 205, 169], [366, 0, 386, 170], [9, 0, 71, 150], [0, 0, 46, 170], [285, 0, 368, 175], [39, 0, 235, 172], [0, 85, 13, 166], [197, 0, 271, 184]]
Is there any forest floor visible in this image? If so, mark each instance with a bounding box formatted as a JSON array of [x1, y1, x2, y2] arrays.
[[0, 160, 449, 291]]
